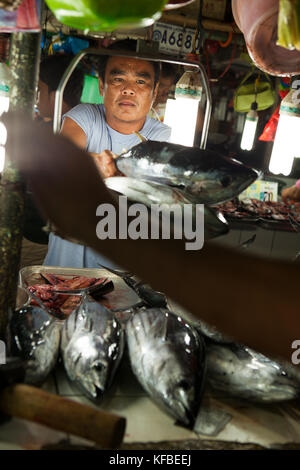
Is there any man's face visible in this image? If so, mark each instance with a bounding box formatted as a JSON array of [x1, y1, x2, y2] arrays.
[[99, 56, 158, 128]]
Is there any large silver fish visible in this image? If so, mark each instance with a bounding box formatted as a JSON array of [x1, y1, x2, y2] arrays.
[[125, 308, 206, 427], [61, 295, 124, 400], [9, 305, 62, 385], [105, 176, 229, 240], [116, 141, 259, 205], [206, 342, 300, 403]]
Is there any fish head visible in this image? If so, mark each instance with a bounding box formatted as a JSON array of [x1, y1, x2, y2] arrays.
[[179, 150, 260, 204], [212, 156, 260, 203], [153, 357, 198, 427], [63, 328, 112, 399], [62, 306, 124, 400], [168, 374, 198, 426]]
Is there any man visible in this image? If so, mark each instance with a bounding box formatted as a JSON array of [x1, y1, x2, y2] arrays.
[[43, 40, 171, 268]]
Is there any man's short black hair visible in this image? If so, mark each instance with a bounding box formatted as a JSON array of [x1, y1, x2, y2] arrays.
[[39, 55, 84, 109], [98, 39, 160, 89]]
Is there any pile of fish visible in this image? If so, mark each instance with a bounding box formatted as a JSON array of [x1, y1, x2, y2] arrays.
[[10, 265, 300, 431], [106, 141, 260, 240], [215, 198, 300, 223]]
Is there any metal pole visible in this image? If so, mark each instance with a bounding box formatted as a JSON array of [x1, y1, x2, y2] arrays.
[[53, 48, 212, 149], [0, 32, 41, 341]]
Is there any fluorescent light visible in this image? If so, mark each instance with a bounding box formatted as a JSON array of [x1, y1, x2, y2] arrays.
[[269, 114, 298, 175], [241, 108, 258, 151], [269, 85, 300, 176], [163, 70, 202, 147], [164, 98, 199, 146]]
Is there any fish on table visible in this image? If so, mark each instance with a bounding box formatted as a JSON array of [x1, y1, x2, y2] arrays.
[[9, 305, 62, 385], [116, 141, 259, 205], [125, 308, 206, 428], [205, 341, 300, 403], [61, 295, 124, 400]]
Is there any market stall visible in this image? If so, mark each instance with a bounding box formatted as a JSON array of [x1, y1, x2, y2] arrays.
[[2, 0, 300, 453]]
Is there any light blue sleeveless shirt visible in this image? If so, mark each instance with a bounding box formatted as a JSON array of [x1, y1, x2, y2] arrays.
[[43, 104, 171, 269]]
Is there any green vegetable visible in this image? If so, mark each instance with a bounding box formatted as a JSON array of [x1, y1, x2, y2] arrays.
[[277, 0, 300, 51]]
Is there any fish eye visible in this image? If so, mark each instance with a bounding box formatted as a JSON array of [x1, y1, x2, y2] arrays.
[[220, 175, 232, 187], [177, 380, 191, 391], [94, 363, 103, 371]]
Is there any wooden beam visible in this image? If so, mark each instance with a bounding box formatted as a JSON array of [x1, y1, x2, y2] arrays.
[[160, 13, 242, 33]]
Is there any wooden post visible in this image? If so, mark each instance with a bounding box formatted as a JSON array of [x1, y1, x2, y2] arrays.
[[0, 32, 41, 340]]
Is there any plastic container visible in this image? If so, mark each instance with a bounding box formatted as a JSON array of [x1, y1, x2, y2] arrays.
[[80, 75, 103, 104]]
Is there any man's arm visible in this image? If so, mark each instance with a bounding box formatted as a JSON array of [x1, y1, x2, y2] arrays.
[[61, 116, 119, 178], [60, 116, 87, 149]]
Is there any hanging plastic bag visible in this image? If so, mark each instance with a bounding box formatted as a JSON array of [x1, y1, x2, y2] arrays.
[[259, 78, 290, 141], [45, 0, 168, 32], [0, 0, 41, 32], [234, 70, 275, 112]]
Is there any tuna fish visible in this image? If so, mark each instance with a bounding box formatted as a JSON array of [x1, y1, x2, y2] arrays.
[[61, 295, 124, 400], [9, 305, 62, 385], [116, 141, 259, 205], [206, 342, 300, 403], [105, 176, 229, 240], [125, 308, 206, 427]]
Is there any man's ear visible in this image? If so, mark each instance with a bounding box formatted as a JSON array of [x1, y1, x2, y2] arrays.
[[99, 77, 104, 97]]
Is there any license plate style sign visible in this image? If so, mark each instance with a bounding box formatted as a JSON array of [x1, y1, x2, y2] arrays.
[[152, 22, 201, 55]]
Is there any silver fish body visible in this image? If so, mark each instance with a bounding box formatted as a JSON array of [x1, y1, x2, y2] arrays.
[[9, 306, 62, 385], [61, 296, 124, 400], [105, 176, 229, 240], [125, 308, 206, 427], [116, 141, 259, 205], [206, 342, 300, 402]]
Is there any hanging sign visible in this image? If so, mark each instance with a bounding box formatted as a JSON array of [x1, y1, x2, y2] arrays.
[[152, 22, 201, 56]]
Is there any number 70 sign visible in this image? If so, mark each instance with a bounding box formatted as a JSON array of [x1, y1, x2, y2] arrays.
[[152, 22, 201, 56]]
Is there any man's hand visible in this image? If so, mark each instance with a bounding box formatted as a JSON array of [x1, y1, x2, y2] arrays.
[[90, 150, 122, 179], [282, 185, 300, 204]]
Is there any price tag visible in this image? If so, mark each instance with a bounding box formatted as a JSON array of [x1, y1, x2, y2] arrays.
[[152, 22, 201, 56]]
